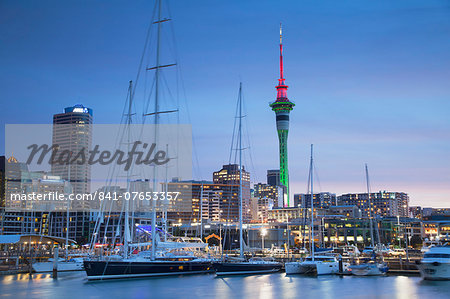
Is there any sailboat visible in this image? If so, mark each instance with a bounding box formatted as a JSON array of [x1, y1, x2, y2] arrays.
[[349, 164, 388, 276], [212, 83, 282, 276], [285, 145, 340, 275], [83, 0, 212, 280]]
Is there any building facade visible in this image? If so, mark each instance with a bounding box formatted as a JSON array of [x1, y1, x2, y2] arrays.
[[338, 191, 409, 218], [267, 169, 280, 187], [52, 104, 93, 195], [253, 183, 283, 208], [294, 192, 337, 209], [213, 164, 250, 221], [166, 180, 246, 224]]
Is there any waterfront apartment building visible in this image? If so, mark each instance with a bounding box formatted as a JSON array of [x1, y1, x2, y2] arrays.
[[337, 191, 409, 218], [268, 207, 305, 223], [293, 192, 337, 209], [321, 205, 362, 218], [268, 205, 361, 223], [52, 104, 93, 195]]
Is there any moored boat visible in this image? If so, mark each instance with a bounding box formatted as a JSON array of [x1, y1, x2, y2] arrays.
[[213, 257, 282, 276], [349, 260, 388, 276], [84, 254, 212, 280], [416, 245, 450, 280], [285, 255, 340, 275], [33, 257, 84, 273]]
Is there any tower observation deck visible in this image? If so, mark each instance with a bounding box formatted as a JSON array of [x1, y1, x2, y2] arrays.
[[269, 24, 295, 207]]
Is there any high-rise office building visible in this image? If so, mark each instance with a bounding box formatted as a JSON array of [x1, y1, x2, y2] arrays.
[[166, 180, 242, 224], [267, 169, 280, 187], [213, 164, 251, 222], [52, 104, 93, 195]]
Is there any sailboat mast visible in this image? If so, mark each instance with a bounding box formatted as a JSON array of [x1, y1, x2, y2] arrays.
[[238, 83, 244, 259], [124, 80, 133, 259], [200, 182, 204, 241], [164, 144, 169, 242], [365, 164, 375, 247], [65, 153, 71, 259], [310, 144, 315, 261], [151, 0, 163, 260]]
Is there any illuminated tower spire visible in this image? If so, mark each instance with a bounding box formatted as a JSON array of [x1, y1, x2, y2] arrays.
[[270, 23, 295, 207]]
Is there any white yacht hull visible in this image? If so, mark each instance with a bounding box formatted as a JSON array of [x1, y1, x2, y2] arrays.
[[418, 261, 450, 280], [33, 260, 84, 273], [285, 261, 339, 275]]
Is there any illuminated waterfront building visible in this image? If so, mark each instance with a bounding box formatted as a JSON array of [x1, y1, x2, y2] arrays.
[[338, 191, 409, 217], [166, 180, 244, 224], [294, 192, 337, 209], [213, 164, 251, 221], [254, 183, 284, 208]]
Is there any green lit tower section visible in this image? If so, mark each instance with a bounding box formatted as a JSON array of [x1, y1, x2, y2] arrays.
[[269, 24, 295, 207]]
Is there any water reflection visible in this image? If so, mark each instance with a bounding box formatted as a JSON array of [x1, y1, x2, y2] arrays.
[[0, 272, 449, 299]]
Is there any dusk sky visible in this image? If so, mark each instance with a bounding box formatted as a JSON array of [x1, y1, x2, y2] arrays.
[[1, 0, 449, 207]]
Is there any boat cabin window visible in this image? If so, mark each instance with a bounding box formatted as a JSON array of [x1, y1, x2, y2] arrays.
[[306, 257, 335, 262], [424, 253, 450, 259]]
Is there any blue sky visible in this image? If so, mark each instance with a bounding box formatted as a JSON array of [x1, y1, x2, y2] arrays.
[[1, 0, 449, 207]]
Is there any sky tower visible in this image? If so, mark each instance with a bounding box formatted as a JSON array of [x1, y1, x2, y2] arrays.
[[269, 24, 295, 207]]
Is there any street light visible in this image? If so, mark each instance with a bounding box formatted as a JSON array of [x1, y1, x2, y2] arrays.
[[261, 228, 267, 251]]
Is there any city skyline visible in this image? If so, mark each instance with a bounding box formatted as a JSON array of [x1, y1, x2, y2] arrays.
[[1, 0, 449, 207]]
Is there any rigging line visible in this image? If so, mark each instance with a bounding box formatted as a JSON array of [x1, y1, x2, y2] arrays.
[[169, 42, 202, 179], [162, 0, 202, 182], [313, 162, 323, 193], [165, 0, 181, 113], [131, 0, 158, 105], [242, 92, 258, 184], [143, 76, 156, 120], [160, 71, 177, 108], [306, 160, 311, 195], [166, 28, 185, 181], [228, 95, 240, 164]]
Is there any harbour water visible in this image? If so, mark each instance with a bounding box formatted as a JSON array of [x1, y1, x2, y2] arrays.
[[0, 273, 449, 299]]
